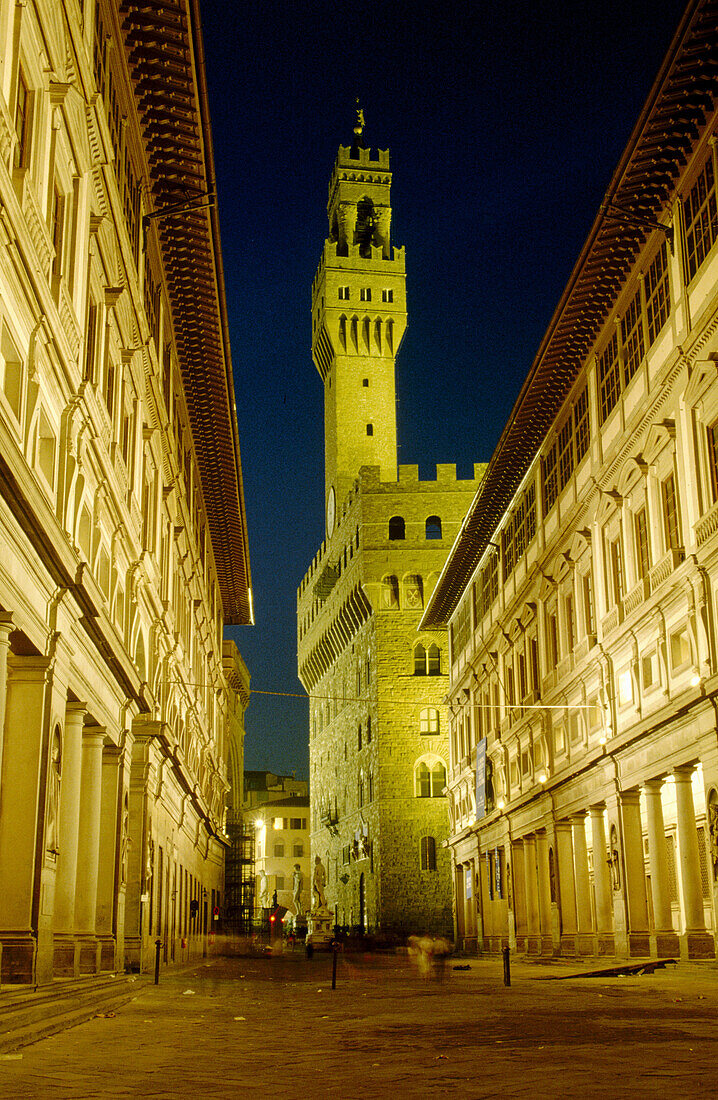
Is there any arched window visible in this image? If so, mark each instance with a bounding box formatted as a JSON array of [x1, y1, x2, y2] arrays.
[[419, 707, 440, 734], [414, 643, 441, 675], [414, 643, 427, 675], [358, 773, 364, 808], [388, 515, 405, 540], [358, 723, 363, 751], [421, 836, 437, 871], [425, 516, 442, 539], [415, 759, 447, 798]]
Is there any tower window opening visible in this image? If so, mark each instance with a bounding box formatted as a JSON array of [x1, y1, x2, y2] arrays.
[[366, 423, 373, 436], [338, 286, 350, 300], [363, 378, 369, 387], [388, 516, 405, 540], [425, 516, 442, 539], [382, 289, 393, 303], [360, 287, 372, 302], [356, 199, 376, 256]]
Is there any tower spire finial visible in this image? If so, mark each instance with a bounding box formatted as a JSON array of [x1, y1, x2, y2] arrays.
[[351, 97, 365, 155], [353, 97, 365, 138]]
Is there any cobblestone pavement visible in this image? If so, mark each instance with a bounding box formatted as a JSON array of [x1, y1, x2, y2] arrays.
[[2, 950, 718, 1098]]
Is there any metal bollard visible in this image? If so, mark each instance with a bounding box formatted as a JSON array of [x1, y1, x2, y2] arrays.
[[154, 939, 162, 985], [502, 945, 511, 987], [331, 942, 338, 990]]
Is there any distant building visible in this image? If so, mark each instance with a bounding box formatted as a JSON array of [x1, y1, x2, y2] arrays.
[[0, 0, 252, 984], [423, 0, 718, 961], [243, 773, 310, 918], [297, 114, 485, 936]]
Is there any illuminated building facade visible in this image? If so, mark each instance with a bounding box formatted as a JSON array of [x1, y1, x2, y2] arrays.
[[423, 0, 718, 960], [0, 0, 252, 983], [298, 117, 484, 935]]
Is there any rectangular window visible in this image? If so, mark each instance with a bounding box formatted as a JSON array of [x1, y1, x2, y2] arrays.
[[634, 508, 650, 580], [530, 636, 540, 694], [708, 421, 718, 502], [646, 243, 670, 346], [598, 331, 621, 424], [558, 415, 573, 491], [583, 570, 595, 635], [274, 843, 285, 857], [50, 184, 65, 278], [547, 611, 558, 670], [543, 442, 558, 514], [276, 875, 284, 891], [565, 592, 575, 652], [360, 287, 371, 301], [661, 472, 682, 552], [289, 818, 302, 830], [338, 286, 349, 300], [574, 387, 590, 463], [621, 288, 645, 384], [502, 481, 536, 580], [607, 536, 624, 606], [381, 289, 393, 302], [14, 68, 29, 169], [683, 152, 718, 283]]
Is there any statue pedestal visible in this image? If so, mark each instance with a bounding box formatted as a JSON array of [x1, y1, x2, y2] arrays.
[[307, 906, 333, 950]]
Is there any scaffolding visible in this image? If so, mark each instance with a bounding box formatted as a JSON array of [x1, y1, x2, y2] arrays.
[[225, 811, 256, 935]]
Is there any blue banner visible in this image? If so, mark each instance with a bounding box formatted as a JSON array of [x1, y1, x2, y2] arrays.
[[475, 738, 487, 820]]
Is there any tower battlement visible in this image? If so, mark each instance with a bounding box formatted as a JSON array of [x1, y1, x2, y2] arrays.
[[312, 241, 406, 295], [331, 144, 390, 180]]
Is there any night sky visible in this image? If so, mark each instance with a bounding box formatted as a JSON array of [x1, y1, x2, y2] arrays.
[[200, 0, 688, 778]]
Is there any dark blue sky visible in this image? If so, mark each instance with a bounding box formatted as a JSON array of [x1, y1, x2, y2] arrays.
[[202, 0, 688, 777]]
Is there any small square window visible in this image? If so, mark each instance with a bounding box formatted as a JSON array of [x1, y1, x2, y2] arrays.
[[670, 628, 691, 670], [642, 649, 659, 691], [366, 424, 373, 436], [617, 668, 633, 707], [362, 378, 369, 387]]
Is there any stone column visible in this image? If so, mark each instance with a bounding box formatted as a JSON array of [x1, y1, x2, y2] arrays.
[[643, 779, 679, 956], [536, 831, 554, 955], [523, 836, 541, 952], [673, 767, 714, 957], [0, 613, 13, 807], [511, 839, 527, 943], [555, 820, 578, 953], [572, 813, 594, 953], [619, 789, 650, 956], [0, 656, 52, 983], [53, 703, 86, 975], [589, 805, 614, 947], [96, 744, 122, 971], [74, 727, 105, 973]]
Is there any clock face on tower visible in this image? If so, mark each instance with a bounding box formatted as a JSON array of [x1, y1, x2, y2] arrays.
[[326, 485, 336, 539]]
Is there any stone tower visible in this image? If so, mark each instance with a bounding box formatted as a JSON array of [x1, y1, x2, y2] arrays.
[[311, 106, 407, 521], [299, 110, 485, 938]]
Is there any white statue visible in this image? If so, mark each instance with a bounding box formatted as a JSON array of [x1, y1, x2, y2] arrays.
[[292, 864, 304, 915], [258, 870, 269, 908], [312, 854, 327, 910]]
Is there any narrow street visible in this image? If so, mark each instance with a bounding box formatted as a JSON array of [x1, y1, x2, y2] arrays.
[[2, 952, 718, 1098]]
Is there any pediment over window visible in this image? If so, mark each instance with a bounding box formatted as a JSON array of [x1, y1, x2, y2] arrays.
[[618, 455, 647, 496], [685, 358, 718, 407], [569, 528, 592, 562], [596, 487, 622, 525], [644, 418, 676, 466]]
